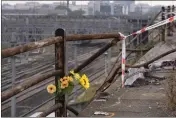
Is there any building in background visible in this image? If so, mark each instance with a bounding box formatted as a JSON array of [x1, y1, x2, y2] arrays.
[[88, 1, 100, 15], [87, 1, 135, 15], [134, 3, 151, 14], [2, 3, 14, 9], [113, 1, 135, 15], [2, 1, 153, 16], [113, 4, 124, 15], [69, 2, 89, 15], [100, 1, 111, 15]]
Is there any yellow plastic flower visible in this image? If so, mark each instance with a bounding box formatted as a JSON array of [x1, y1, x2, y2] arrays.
[[60, 77, 68, 83], [61, 81, 69, 89], [47, 84, 56, 94], [79, 74, 90, 89], [68, 76, 73, 82], [70, 70, 75, 75], [70, 70, 81, 80], [74, 73, 81, 80]]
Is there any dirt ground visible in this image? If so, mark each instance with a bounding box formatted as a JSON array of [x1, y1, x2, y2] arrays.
[[79, 72, 176, 117]]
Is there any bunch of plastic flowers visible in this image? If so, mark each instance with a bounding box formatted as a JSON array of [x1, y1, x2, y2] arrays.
[[70, 70, 90, 89], [47, 70, 90, 96]]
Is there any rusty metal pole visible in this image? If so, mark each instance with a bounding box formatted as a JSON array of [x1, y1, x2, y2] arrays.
[[11, 32, 16, 117], [172, 5, 175, 31], [108, 48, 111, 73], [11, 55, 16, 117], [55, 28, 67, 117], [167, 6, 173, 36], [161, 6, 166, 41]]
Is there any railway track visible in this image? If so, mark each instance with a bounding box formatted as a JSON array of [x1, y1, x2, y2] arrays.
[[1, 57, 106, 116], [1, 43, 112, 116], [1, 44, 102, 91], [1, 43, 139, 116]]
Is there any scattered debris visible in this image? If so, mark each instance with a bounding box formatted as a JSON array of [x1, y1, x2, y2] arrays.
[[94, 99, 107, 102], [149, 106, 152, 109], [125, 67, 146, 86], [94, 111, 109, 116], [155, 82, 160, 85], [132, 79, 149, 87], [150, 80, 156, 83], [128, 105, 132, 108], [99, 92, 110, 97], [149, 79, 161, 85]]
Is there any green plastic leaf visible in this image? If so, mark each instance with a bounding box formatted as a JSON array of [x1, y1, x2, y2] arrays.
[[57, 79, 62, 93], [67, 84, 74, 94], [54, 92, 57, 96], [62, 83, 74, 94], [69, 81, 74, 86]]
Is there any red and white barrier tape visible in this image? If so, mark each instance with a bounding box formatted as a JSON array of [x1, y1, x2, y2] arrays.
[[119, 15, 176, 88], [119, 32, 126, 88]]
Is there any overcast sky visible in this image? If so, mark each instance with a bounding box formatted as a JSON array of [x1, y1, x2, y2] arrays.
[[2, 1, 176, 6]]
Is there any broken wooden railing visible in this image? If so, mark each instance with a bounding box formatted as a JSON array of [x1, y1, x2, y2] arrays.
[[2, 5, 176, 117], [1, 31, 121, 117]]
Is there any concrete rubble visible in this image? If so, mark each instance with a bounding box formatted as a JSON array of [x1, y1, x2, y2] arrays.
[[125, 59, 176, 86], [125, 67, 145, 86]]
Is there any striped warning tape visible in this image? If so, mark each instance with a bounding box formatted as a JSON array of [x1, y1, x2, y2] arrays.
[[126, 16, 176, 37], [119, 32, 126, 88], [119, 15, 176, 88]]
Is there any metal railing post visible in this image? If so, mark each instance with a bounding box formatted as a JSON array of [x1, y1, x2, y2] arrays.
[[11, 32, 16, 117], [108, 48, 111, 72], [104, 52, 108, 77], [73, 43, 78, 101], [55, 28, 67, 117], [74, 44, 78, 68], [167, 6, 173, 36], [172, 5, 175, 31], [11, 55, 16, 117], [161, 6, 166, 41]]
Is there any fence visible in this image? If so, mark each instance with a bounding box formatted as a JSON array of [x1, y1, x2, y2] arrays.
[[1, 5, 176, 117]]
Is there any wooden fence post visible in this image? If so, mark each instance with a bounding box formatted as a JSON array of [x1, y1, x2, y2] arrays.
[[55, 28, 67, 117], [161, 6, 166, 41]]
